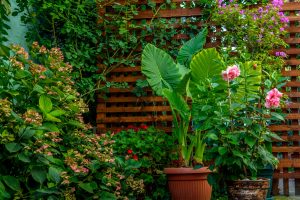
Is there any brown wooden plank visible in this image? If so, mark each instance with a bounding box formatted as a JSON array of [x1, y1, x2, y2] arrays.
[[285, 81, 300, 87], [286, 113, 300, 120], [288, 16, 300, 22], [278, 159, 300, 168], [286, 27, 300, 33], [275, 48, 300, 55], [284, 38, 300, 44], [272, 147, 300, 153], [286, 92, 300, 98], [285, 102, 300, 108], [111, 66, 141, 73], [107, 76, 144, 82], [100, 96, 165, 103], [282, 70, 300, 77], [278, 135, 300, 142], [286, 59, 300, 65], [133, 8, 202, 19], [98, 106, 171, 113], [98, 115, 173, 123], [109, 0, 192, 5], [282, 2, 300, 11], [274, 172, 300, 179], [269, 125, 300, 131]]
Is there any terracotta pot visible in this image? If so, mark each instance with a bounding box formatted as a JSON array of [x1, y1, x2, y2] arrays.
[[227, 178, 269, 200], [164, 167, 212, 200]]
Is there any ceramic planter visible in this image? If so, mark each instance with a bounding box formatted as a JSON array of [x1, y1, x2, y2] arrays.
[[164, 167, 212, 200], [258, 165, 274, 200], [227, 178, 269, 200]]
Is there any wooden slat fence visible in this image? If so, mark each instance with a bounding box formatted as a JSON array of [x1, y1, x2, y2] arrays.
[[97, 1, 300, 196], [271, 2, 300, 196]]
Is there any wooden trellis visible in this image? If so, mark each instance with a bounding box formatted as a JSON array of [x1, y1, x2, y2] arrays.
[[271, 2, 300, 196], [97, 1, 300, 196]]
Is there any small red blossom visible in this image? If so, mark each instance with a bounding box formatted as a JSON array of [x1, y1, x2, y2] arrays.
[[140, 124, 148, 130], [127, 125, 135, 130], [127, 149, 133, 154], [133, 154, 138, 161]]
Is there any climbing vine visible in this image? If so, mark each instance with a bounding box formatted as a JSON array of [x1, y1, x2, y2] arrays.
[[12, 0, 269, 124]]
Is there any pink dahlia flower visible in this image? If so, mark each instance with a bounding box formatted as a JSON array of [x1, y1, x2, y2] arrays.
[[222, 65, 241, 81], [265, 88, 283, 108]]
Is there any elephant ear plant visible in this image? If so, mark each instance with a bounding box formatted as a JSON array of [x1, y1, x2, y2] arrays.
[[141, 27, 224, 167]]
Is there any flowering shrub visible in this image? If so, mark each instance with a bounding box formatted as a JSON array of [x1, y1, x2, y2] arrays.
[[0, 43, 121, 199], [207, 1, 289, 198], [213, 0, 288, 72], [110, 125, 175, 199]]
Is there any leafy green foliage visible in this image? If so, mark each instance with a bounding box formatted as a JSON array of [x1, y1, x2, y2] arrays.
[[112, 126, 174, 199], [0, 44, 123, 198], [177, 27, 208, 67], [142, 44, 181, 96]]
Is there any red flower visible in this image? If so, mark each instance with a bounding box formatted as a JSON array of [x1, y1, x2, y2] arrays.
[[127, 125, 134, 129], [140, 124, 148, 130], [133, 154, 138, 161], [127, 149, 133, 154]]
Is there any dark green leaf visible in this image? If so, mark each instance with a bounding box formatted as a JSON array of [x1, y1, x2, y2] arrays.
[[177, 27, 208, 67], [3, 176, 21, 191], [48, 167, 61, 183], [31, 168, 47, 184], [5, 143, 22, 153]]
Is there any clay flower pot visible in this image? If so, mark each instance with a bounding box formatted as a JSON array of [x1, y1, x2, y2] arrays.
[[164, 167, 212, 200], [227, 178, 269, 200]]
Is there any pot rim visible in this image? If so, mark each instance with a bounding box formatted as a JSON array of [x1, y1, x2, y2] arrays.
[[164, 167, 211, 174], [228, 177, 270, 183]]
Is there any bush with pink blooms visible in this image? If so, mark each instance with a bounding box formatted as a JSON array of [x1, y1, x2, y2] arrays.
[[0, 43, 133, 199], [205, 0, 289, 198]]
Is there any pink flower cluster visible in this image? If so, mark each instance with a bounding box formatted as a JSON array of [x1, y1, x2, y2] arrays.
[[272, 0, 284, 8], [275, 51, 287, 57], [265, 88, 283, 108], [222, 65, 241, 81]]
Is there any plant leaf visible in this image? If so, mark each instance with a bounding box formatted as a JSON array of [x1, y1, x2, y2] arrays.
[[50, 110, 66, 117], [245, 135, 257, 148], [79, 183, 94, 193], [31, 168, 47, 184], [190, 48, 224, 85], [5, 143, 22, 153], [45, 113, 61, 123], [177, 27, 208, 67], [141, 43, 181, 95], [48, 167, 61, 183], [39, 95, 53, 113], [3, 176, 21, 191]]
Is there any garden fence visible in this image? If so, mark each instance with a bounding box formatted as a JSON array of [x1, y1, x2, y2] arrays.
[[97, 0, 300, 196]]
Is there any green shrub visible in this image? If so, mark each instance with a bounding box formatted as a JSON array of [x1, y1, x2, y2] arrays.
[[111, 125, 175, 199], [0, 43, 118, 199]]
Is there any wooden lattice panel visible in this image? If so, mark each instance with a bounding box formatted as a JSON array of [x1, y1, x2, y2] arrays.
[[97, 0, 218, 133], [97, 1, 300, 196], [271, 2, 300, 196]]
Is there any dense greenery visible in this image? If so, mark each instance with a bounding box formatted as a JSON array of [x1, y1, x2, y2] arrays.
[[111, 126, 174, 199], [0, 44, 117, 199]]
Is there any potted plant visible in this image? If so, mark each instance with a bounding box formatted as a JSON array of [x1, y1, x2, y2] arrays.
[[141, 27, 222, 199], [208, 0, 289, 199]]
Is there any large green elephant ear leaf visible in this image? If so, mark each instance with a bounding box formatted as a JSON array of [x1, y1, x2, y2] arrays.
[[162, 88, 190, 121], [177, 27, 208, 67], [141, 44, 181, 96], [190, 48, 224, 84], [174, 64, 191, 95], [235, 61, 262, 101]]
